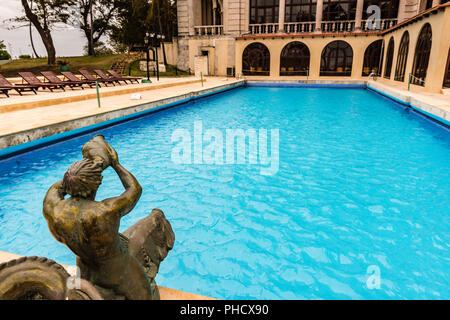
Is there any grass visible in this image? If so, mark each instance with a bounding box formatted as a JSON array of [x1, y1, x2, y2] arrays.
[[0, 54, 126, 77], [0, 54, 189, 78], [128, 60, 190, 77]]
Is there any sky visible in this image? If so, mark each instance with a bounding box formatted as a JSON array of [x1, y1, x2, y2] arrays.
[[0, 0, 86, 58]]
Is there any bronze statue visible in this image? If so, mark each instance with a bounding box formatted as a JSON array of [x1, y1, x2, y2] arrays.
[[39, 135, 174, 300]]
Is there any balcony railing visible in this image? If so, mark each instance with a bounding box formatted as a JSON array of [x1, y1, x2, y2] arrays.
[[249, 23, 279, 35], [194, 25, 223, 36], [284, 22, 316, 33], [361, 19, 398, 31], [321, 20, 356, 33], [248, 18, 398, 35]]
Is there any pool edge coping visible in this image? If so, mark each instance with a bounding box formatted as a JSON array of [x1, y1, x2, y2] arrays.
[[0, 79, 448, 161], [0, 81, 245, 161]]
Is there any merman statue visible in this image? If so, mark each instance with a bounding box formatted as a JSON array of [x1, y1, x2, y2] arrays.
[[42, 135, 175, 300]]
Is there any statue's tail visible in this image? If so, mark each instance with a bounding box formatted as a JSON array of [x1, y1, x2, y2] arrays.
[[122, 208, 175, 280]]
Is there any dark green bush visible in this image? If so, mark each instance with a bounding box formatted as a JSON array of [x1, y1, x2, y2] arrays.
[[0, 50, 11, 60], [19, 54, 31, 59]]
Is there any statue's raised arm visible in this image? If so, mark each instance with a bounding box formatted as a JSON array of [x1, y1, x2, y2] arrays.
[[40, 135, 174, 300]]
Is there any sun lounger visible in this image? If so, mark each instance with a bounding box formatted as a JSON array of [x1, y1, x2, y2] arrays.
[[0, 73, 38, 95], [79, 70, 116, 86], [107, 70, 141, 84], [18, 72, 66, 92], [0, 87, 12, 97], [60, 71, 97, 88], [93, 69, 124, 85], [40, 71, 84, 90]]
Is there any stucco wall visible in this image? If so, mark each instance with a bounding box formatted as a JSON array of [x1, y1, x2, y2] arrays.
[[379, 6, 450, 93], [235, 34, 383, 80], [186, 37, 236, 76], [233, 5, 449, 93]]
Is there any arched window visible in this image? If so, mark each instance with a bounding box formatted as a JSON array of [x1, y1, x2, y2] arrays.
[[362, 40, 384, 76], [384, 37, 394, 79], [443, 49, 450, 88], [320, 41, 353, 76], [280, 42, 310, 76], [395, 31, 409, 81], [411, 24, 432, 86], [242, 42, 270, 76]]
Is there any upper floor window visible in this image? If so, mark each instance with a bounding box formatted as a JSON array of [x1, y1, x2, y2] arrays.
[[285, 0, 316, 23], [323, 0, 357, 21], [250, 0, 279, 24], [363, 0, 400, 19]]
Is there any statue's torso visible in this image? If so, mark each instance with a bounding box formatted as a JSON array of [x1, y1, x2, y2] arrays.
[[48, 197, 122, 263]]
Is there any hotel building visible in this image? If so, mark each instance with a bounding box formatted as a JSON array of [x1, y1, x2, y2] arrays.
[[175, 0, 450, 93]]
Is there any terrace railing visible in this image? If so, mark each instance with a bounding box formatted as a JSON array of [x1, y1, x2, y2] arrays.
[[360, 19, 398, 31], [321, 20, 356, 33], [249, 23, 279, 35], [284, 22, 316, 34], [248, 18, 398, 35], [194, 25, 224, 36]]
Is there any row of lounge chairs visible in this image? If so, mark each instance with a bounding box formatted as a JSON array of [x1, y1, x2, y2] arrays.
[[0, 69, 142, 97]]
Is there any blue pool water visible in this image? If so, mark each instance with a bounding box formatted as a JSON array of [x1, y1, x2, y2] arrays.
[[0, 86, 449, 299]]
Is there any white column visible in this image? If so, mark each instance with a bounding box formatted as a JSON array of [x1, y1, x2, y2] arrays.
[[355, 0, 364, 31], [315, 0, 324, 32], [279, 0, 286, 32]]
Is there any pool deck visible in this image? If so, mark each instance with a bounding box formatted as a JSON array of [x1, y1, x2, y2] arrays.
[[0, 76, 244, 150], [0, 77, 449, 152], [367, 79, 450, 125], [0, 250, 214, 300]]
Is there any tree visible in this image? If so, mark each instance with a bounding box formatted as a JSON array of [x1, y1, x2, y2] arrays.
[[0, 40, 6, 50], [110, 0, 177, 54], [109, 0, 152, 50], [69, 0, 121, 56], [19, 0, 73, 65]]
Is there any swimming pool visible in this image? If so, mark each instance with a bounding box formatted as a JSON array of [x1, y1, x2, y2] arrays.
[[0, 86, 449, 299]]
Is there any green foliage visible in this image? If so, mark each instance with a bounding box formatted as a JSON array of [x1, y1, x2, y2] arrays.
[[69, 0, 123, 56], [19, 54, 32, 59], [0, 50, 11, 60], [0, 40, 6, 50], [110, 0, 177, 50]]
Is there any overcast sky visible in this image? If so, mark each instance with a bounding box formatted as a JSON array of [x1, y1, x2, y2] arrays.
[[0, 0, 85, 58]]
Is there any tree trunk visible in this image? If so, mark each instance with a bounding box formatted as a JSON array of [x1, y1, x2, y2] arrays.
[[21, 0, 56, 65]]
